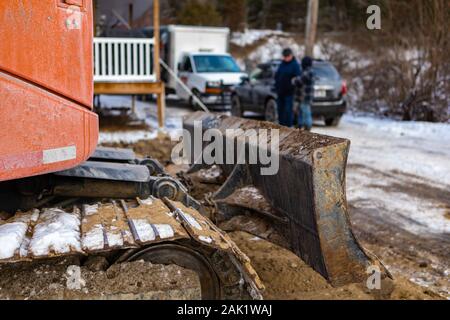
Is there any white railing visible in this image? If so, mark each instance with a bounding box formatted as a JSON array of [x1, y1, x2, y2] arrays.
[[94, 38, 156, 83]]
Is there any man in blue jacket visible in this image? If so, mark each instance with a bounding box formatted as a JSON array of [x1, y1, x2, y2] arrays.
[[275, 48, 301, 127]]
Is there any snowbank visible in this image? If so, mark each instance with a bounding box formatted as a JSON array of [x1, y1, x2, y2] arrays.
[[231, 29, 286, 47]]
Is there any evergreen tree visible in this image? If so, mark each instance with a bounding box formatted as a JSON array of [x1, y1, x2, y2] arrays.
[[217, 0, 248, 31], [176, 0, 222, 26]]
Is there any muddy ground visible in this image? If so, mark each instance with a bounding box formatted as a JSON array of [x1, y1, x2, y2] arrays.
[[0, 118, 446, 300], [103, 134, 444, 300], [0, 257, 201, 300]]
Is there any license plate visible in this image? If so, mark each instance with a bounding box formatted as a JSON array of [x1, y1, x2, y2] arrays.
[[315, 90, 327, 98]]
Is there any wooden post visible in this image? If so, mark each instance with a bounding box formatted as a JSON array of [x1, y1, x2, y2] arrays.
[[153, 0, 165, 129], [131, 95, 136, 115], [305, 0, 319, 57], [128, 3, 134, 28]]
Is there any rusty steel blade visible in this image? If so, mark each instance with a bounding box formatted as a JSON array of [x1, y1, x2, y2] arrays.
[[183, 112, 387, 286]]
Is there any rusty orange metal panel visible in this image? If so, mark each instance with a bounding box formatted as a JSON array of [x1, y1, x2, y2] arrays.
[[0, 72, 98, 182], [0, 0, 98, 182], [0, 0, 93, 108]]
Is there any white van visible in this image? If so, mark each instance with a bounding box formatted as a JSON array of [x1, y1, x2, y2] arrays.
[[160, 25, 247, 109]]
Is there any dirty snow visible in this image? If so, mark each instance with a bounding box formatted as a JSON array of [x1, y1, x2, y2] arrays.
[[231, 29, 286, 47], [317, 115, 450, 188], [247, 36, 302, 65], [198, 236, 213, 244], [140, 198, 155, 206], [83, 204, 99, 216], [106, 230, 125, 248], [232, 29, 368, 70], [133, 219, 156, 243], [98, 95, 184, 144], [153, 224, 175, 239], [178, 210, 203, 231], [315, 114, 450, 237], [66, 266, 86, 291], [30, 209, 82, 257], [81, 224, 104, 251]]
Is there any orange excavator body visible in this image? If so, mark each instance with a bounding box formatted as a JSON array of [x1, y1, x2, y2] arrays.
[[0, 0, 98, 182]]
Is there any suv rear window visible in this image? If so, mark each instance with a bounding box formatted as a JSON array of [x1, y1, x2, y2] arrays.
[[313, 64, 340, 80]]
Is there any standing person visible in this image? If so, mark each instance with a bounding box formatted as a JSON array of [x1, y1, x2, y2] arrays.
[[275, 48, 301, 127], [295, 56, 315, 131]]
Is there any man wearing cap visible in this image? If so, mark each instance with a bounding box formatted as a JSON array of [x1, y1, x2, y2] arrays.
[[274, 48, 301, 127]]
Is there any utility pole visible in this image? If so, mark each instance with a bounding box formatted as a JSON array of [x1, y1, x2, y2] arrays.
[[153, 0, 165, 129], [305, 0, 319, 57]]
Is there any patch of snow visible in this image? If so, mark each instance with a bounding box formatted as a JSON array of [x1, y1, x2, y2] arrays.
[[99, 130, 158, 144], [316, 115, 450, 238], [66, 266, 86, 291], [106, 231, 124, 248], [199, 165, 222, 181], [140, 198, 155, 206], [30, 209, 82, 257], [348, 170, 450, 235], [154, 224, 175, 239], [316, 115, 450, 188], [247, 36, 302, 65], [0, 223, 28, 260], [81, 224, 104, 251], [98, 95, 186, 144], [83, 205, 99, 217], [231, 29, 286, 47], [178, 210, 203, 231], [199, 236, 213, 244], [133, 219, 156, 243]]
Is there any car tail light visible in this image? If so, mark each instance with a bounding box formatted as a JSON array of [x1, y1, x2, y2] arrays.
[[341, 80, 348, 96]]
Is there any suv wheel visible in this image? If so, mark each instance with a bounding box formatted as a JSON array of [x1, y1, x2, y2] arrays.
[[265, 99, 279, 124], [325, 116, 342, 127], [231, 95, 243, 117]]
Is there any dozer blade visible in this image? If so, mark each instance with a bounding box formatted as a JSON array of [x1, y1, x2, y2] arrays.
[[183, 112, 388, 287]]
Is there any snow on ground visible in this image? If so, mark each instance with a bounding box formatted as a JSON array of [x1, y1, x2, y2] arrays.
[[315, 115, 450, 237], [247, 36, 303, 65], [316, 115, 450, 188], [232, 29, 368, 69], [99, 131, 157, 145], [97, 95, 186, 144]]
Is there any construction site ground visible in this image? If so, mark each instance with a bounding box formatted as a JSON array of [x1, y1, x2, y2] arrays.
[[0, 98, 448, 300]]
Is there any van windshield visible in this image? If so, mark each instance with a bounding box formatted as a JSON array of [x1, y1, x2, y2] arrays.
[[193, 55, 241, 73]]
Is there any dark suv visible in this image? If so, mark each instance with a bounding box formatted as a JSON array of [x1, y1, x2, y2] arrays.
[[231, 59, 348, 126]]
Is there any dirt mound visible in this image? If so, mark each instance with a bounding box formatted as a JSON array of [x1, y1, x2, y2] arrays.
[[103, 133, 176, 165], [229, 231, 440, 300], [0, 258, 200, 300]]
